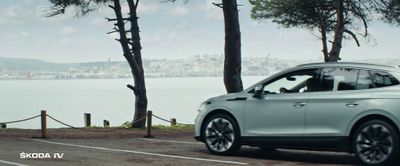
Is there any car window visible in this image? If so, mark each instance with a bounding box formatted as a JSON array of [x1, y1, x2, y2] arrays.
[[370, 70, 399, 88], [263, 69, 319, 94], [356, 69, 374, 90], [320, 68, 358, 91]]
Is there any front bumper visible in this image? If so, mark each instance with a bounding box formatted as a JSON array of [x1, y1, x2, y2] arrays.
[[194, 136, 203, 142]]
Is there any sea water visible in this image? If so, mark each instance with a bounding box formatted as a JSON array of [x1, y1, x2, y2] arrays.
[[0, 76, 264, 129]]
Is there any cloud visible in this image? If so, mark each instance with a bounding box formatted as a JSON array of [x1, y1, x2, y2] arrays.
[[58, 38, 72, 45], [137, 1, 159, 15], [61, 26, 76, 36], [2, 6, 18, 17], [20, 32, 31, 37], [169, 6, 189, 16], [0, 31, 31, 40], [0, 5, 24, 25], [89, 17, 107, 28], [23, 0, 33, 5], [0, 3, 76, 25]]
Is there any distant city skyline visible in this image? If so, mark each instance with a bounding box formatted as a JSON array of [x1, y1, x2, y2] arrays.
[[0, 0, 399, 63], [2, 55, 400, 80]]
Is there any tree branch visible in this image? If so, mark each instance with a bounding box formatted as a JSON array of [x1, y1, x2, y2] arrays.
[[82, 0, 93, 9], [106, 17, 129, 22], [212, 2, 223, 8], [344, 29, 360, 47], [346, 2, 369, 37], [107, 30, 119, 34], [127, 84, 137, 94], [134, 0, 140, 11]]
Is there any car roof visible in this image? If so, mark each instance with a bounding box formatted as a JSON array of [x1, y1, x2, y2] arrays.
[[244, 62, 400, 92], [296, 62, 400, 72]]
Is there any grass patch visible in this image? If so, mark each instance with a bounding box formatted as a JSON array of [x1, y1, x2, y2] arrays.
[[121, 121, 133, 128], [120, 121, 194, 130], [152, 124, 194, 130]]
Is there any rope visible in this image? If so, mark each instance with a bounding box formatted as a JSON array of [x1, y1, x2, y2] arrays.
[[152, 114, 194, 126], [0, 112, 192, 131], [46, 114, 125, 132], [0, 115, 41, 124], [132, 115, 147, 124]]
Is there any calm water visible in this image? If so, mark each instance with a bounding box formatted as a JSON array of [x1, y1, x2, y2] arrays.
[[0, 77, 264, 129]]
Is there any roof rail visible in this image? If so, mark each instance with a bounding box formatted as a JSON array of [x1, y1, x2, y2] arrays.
[[297, 62, 397, 68]]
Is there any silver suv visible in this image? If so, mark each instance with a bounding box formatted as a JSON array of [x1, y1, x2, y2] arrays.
[[194, 62, 400, 166]]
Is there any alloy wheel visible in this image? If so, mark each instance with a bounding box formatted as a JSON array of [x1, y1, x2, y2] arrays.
[[205, 118, 235, 152], [356, 124, 394, 164]]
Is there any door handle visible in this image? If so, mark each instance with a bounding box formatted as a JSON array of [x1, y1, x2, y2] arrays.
[[346, 103, 359, 107], [293, 102, 306, 108]]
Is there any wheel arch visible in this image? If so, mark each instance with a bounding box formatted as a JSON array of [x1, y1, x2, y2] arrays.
[[199, 109, 241, 141], [348, 113, 400, 152]]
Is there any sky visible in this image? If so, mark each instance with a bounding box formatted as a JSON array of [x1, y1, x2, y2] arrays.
[[0, 0, 399, 63]]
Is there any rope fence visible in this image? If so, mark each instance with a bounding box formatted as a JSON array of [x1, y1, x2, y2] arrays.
[[0, 110, 194, 138], [152, 114, 194, 126], [46, 114, 126, 133], [0, 115, 41, 125]]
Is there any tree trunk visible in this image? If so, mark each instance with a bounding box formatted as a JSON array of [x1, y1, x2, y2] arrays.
[[328, 0, 345, 62], [132, 71, 147, 128], [319, 22, 329, 62], [222, 0, 243, 93], [127, 0, 147, 128], [113, 0, 147, 128]]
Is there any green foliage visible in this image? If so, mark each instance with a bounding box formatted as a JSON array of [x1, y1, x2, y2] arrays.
[[121, 121, 133, 128], [249, 0, 400, 61], [375, 0, 400, 25], [47, 0, 192, 17], [250, 0, 335, 30], [120, 121, 194, 130], [152, 124, 194, 130], [250, 0, 400, 32], [47, 0, 111, 16]]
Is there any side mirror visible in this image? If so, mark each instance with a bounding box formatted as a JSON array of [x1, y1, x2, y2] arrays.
[[253, 85, 264, 99]]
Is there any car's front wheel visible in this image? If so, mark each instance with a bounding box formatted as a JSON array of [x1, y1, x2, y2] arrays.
[[353, 120, 400, 166], [202, 113, 241, 155]]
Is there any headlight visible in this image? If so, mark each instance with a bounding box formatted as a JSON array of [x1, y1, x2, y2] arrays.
[[198, 101, 211, 112]]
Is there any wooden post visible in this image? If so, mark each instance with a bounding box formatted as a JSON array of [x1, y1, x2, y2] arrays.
[[0, 123, 6, 129], [84, 113, 91, 127], [170, 118, 177, 126], [144, 110, 153, 138], [41, 110, 47, 138], [103, 120, 110, 128]]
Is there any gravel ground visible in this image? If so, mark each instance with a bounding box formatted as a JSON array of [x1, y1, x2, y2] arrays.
[[0, 128, 358, 166]]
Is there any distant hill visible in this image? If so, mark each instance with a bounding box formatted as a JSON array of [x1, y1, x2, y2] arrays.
[[0, 57, 124, 71], [0, 57, 72, 71]]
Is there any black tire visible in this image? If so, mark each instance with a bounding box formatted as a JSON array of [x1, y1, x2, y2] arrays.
[[352, 120, 400, 166], [202, 113, 241, 155]]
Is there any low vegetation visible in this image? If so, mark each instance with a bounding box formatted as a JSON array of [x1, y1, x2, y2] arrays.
[[121, 121, 193, 130]]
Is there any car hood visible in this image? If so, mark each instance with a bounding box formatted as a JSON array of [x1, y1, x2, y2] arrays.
[[206, 92, 245, 102]]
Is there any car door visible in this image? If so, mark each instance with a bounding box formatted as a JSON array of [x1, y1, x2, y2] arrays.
[[245, 93, 307, 137], [304, 68, 372, 138], [244, 68, 319, 138]]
